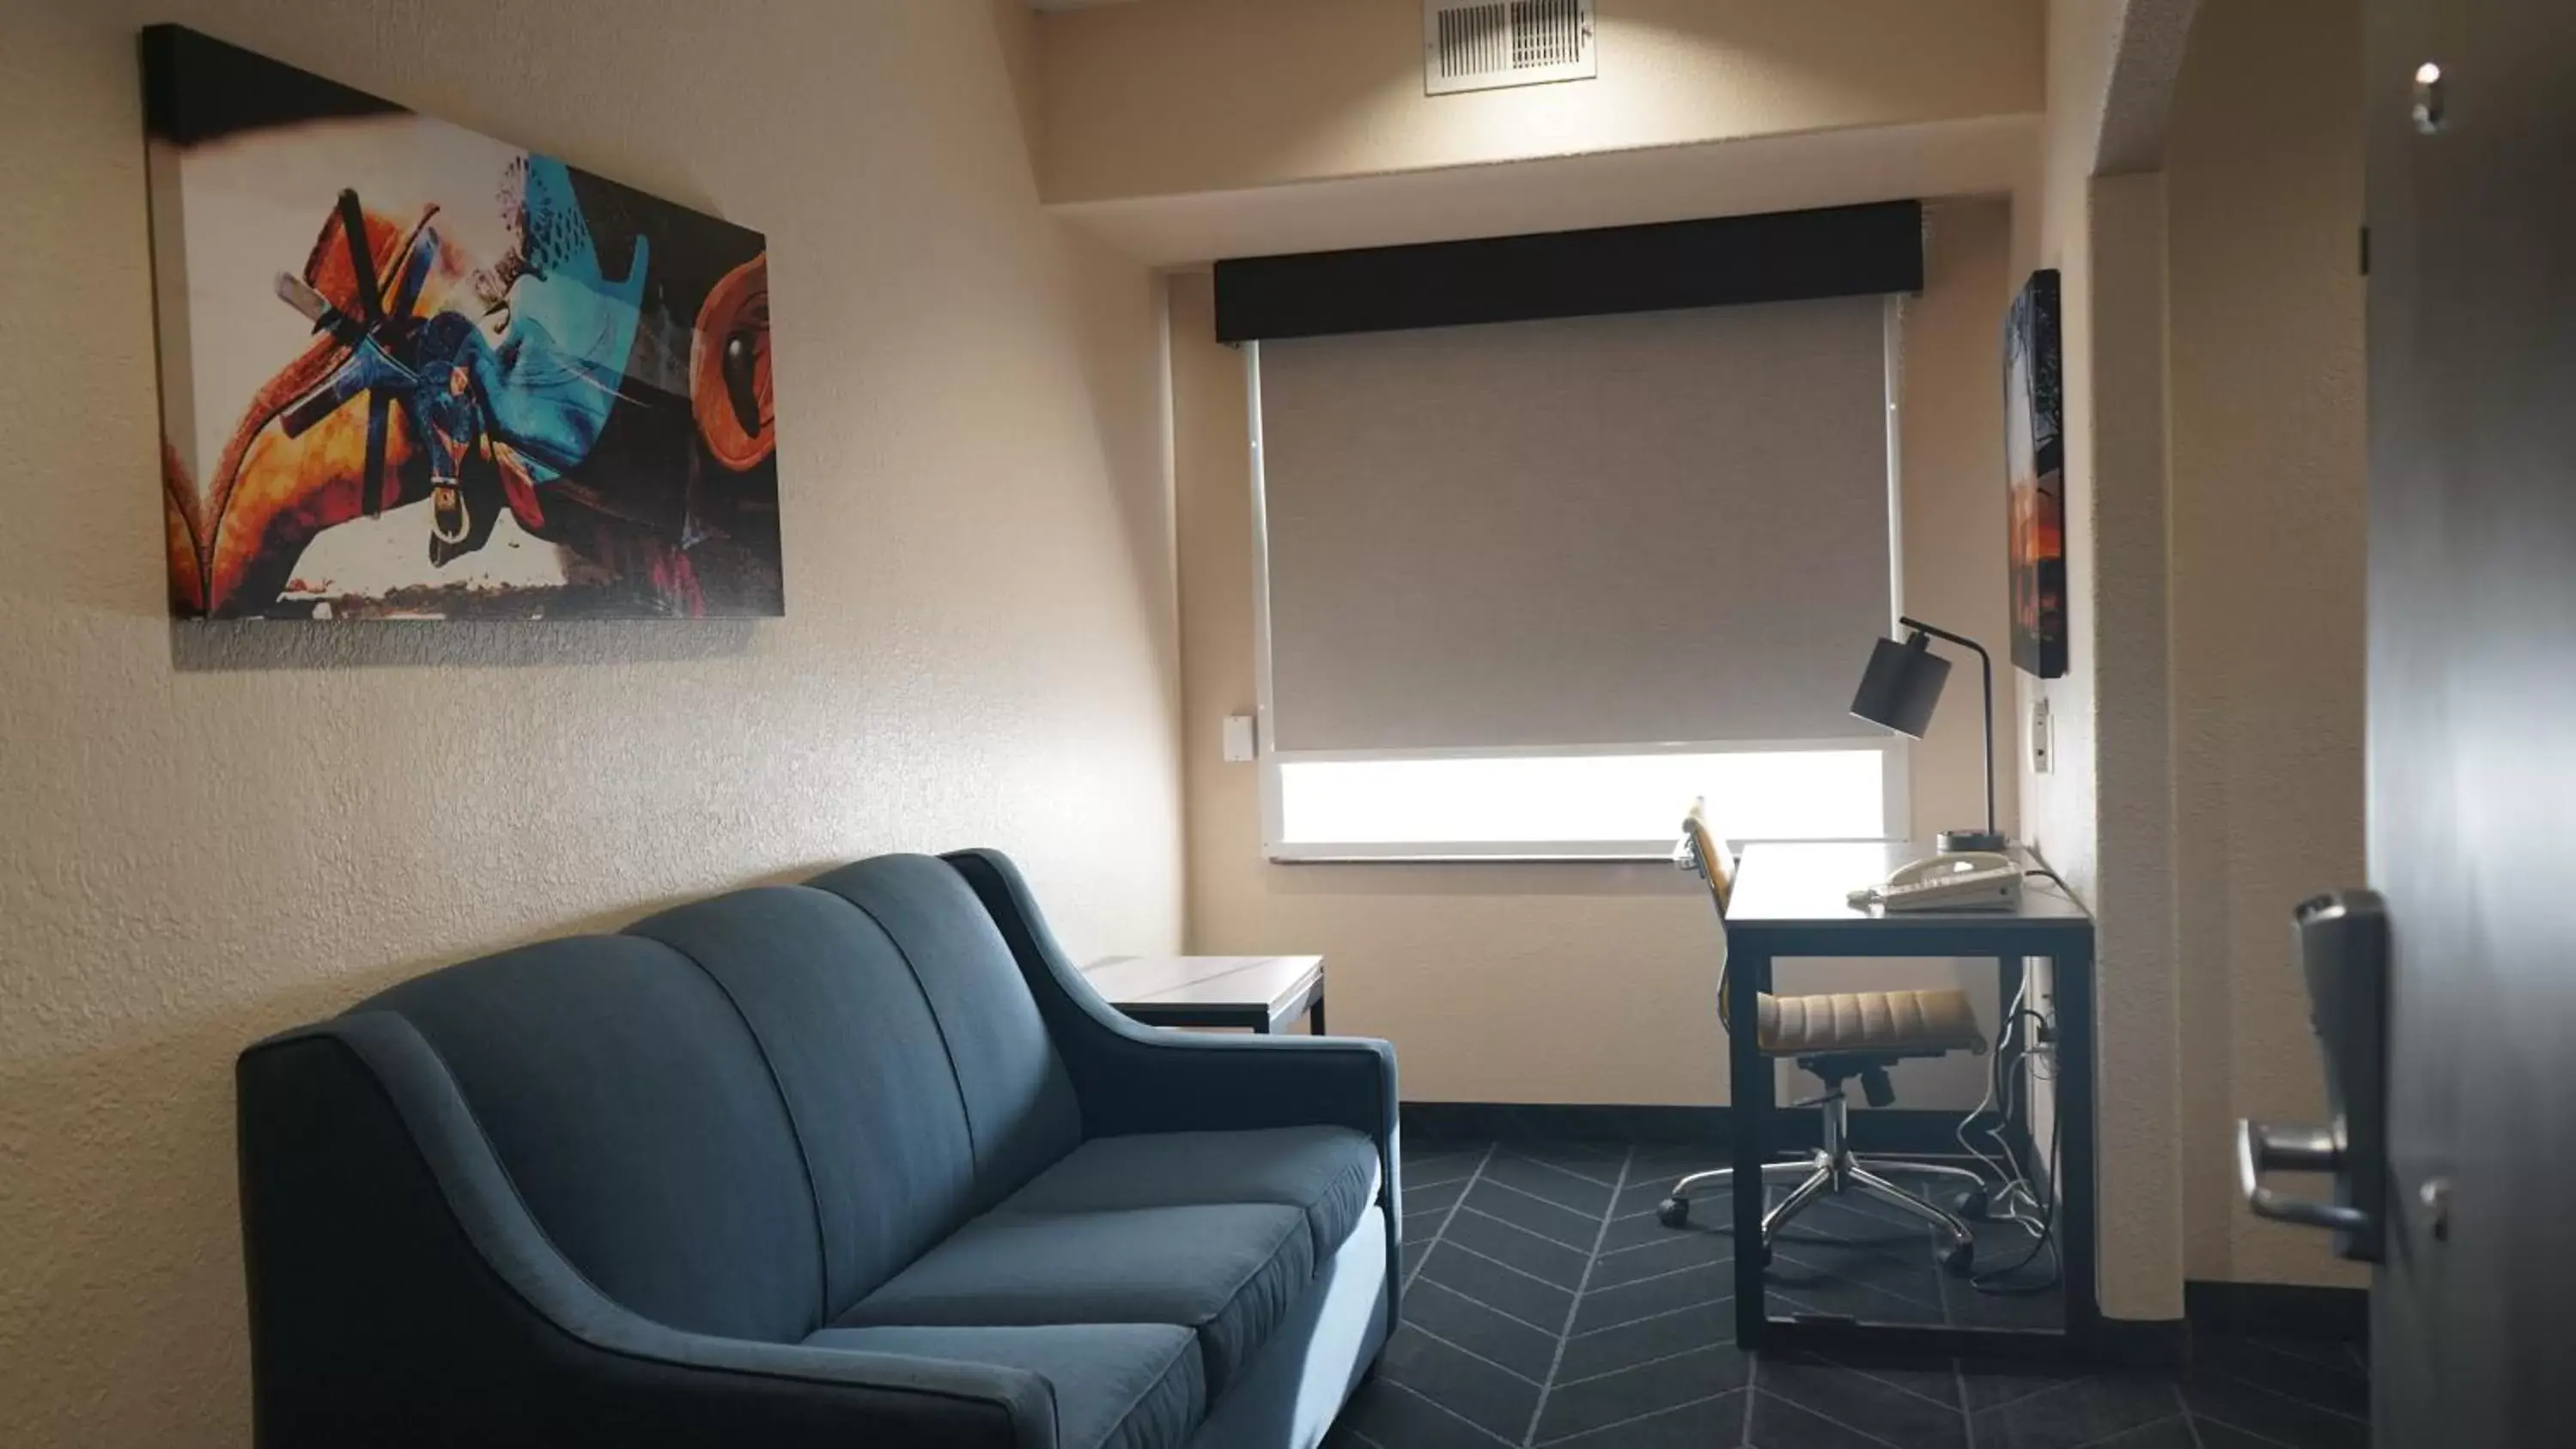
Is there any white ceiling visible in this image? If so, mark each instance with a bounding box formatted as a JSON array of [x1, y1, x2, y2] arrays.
[[1014, 0, 2038, 267], [1049, 114, 2038, 268]]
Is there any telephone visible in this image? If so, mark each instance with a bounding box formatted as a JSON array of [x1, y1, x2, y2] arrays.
[[1846, 851, 2024, 912]]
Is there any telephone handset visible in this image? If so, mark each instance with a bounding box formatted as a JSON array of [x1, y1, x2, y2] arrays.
[[1847, 851, 2024, 912]]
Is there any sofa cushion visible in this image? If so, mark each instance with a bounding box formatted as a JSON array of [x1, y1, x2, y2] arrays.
[[1005, 1127, 1378, 1264], [839, 1204, 1315, 1396], [627, 885, 980, 1312], [804, 1324, 1203, 1449], [807, 856, 1083, 1213], [356, 937, 823, 1343]]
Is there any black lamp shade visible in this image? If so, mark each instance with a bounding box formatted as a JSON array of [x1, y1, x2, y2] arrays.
[[1850, 633, 1949, 738]]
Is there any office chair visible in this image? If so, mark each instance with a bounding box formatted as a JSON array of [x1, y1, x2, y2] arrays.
[[1663, 807, 1990, 1273]]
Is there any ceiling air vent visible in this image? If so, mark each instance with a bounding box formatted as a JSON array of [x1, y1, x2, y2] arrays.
[[1425, 0, 1595, 96]]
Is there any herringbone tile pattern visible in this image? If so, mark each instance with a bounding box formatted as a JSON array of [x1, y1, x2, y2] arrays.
[[1325, 1137, 2371, 1449]]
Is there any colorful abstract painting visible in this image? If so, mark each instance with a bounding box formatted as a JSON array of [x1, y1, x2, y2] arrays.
[[2005, 269, 2065, 679], [142, 27, 782, 620]]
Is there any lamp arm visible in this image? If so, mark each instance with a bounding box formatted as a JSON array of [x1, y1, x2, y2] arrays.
[[1895, 615, 1997, 839]]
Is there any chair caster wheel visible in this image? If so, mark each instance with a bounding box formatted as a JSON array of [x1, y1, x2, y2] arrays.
[[1656, 1197, 1691, 1228], [1942, 1240, 1975, 1276]]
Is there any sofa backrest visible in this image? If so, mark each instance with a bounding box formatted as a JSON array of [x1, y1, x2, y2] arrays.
[[359, 935, 829, 1343], [353, 853, 1084, 1340], [623, 882, 981, 1319], [803, 855, 1084, 1216]]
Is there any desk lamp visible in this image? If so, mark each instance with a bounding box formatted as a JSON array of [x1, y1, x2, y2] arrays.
[[1850, 615, 2005, 854]]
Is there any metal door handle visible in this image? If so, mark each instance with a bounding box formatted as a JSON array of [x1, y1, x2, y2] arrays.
[[2238, 1119, 2372, 1233]]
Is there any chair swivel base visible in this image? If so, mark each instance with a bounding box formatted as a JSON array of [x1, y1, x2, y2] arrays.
[[1656, 1089, 1986, 1276], [1657, 1158, 1983, 1276]]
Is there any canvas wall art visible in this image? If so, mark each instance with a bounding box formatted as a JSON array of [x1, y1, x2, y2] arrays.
[[2005, 268, 2066, 679], [142, 26, 782, 620]]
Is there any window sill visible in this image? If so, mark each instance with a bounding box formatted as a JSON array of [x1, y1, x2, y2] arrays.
[[1265, 844, 1680, 864]]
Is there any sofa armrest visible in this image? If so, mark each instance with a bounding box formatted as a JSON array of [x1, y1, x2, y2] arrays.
[[941, 849, 1404, 1319], [239, 1018, 1061, 1449], [939, 850, 1398, 1145]]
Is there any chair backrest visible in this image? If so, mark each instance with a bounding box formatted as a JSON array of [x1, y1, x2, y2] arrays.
[[1680, 802, 1735, 918], [1679, 802, 1740, 1028]]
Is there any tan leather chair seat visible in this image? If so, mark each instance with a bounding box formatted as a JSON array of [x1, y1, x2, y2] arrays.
[[1755, 987, 1986, 1056]]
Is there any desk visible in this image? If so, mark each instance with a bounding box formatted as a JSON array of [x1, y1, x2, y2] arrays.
[[1080, 955, 1327, 1035], [1723, 840, 2095, 1355]]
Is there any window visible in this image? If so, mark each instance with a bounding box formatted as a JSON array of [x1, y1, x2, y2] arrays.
[[1271, 743, 1899, 861], [1249, 295, 1905, 859]]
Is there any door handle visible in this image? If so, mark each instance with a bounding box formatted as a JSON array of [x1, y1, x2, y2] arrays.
[[2233, 890, 2389, 1261], [2238, 1119, 2372, 1234]]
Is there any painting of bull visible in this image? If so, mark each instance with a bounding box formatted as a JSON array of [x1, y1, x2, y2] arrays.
[[143, 26, 782, 620]]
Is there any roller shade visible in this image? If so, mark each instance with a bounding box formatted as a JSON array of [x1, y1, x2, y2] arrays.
[[1255, 296, 1894, 754]]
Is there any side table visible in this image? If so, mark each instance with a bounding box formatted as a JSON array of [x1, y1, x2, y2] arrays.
[[1078, 955, 1326, 1035]]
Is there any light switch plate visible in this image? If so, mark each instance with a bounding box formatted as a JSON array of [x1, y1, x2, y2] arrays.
[[1223, 714, 1257, 763], [2031, 695, 2054, 774]]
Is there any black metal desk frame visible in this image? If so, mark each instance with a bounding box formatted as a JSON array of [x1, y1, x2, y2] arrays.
[[1723, 844, 2098, 1359]]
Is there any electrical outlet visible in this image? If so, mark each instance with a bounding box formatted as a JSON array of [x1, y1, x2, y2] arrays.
[[2030, 695, 2053, 774]]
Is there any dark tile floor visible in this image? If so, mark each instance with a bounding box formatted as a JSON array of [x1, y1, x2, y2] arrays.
[[1326, 1137, 2371, 1449]]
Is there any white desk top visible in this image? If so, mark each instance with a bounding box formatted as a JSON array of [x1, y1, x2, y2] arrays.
[[1725, 841, 2090, 931]]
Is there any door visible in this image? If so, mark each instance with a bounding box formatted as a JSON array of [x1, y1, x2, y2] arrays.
[[2366, 0, 2576, 1440]]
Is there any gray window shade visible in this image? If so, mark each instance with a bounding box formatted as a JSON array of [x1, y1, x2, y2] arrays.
[[1255, 298, 1894, 753]]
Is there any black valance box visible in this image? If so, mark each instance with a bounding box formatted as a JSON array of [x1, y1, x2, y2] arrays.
[[1213, 199, 1924, 343]]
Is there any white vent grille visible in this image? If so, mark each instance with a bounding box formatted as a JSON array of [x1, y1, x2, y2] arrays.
[[1425, 0, 1595, 96]]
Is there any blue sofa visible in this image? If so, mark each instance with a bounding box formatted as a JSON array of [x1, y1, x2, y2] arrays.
[[235, 850, 1398, 1448]]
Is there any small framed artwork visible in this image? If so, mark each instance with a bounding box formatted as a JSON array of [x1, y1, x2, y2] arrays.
[[142, 26, 783, 620], [2005, 268, 2066, 679]]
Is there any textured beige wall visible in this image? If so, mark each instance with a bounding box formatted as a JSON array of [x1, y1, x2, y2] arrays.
[[1170, 197, 2019, 1110], [2024, 0, 2361, 1309], [1039, 0, 2044, 203], [2166, 0, 2366, 1288], [2083, 168, 2185, 1319], [0, 3, 1182, 1443], [2018, 0, 2124, 906], [1901, 202, 2024, 852], [2014, 0, 2198, 1322]]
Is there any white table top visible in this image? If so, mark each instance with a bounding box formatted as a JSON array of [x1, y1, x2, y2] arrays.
[[1080, 954, 1324, 1012]]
